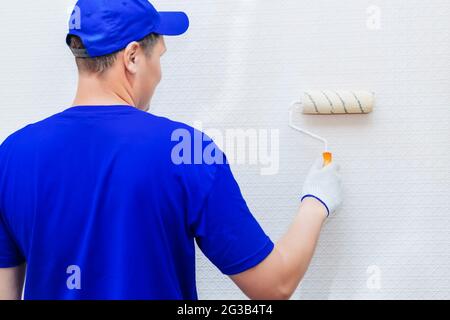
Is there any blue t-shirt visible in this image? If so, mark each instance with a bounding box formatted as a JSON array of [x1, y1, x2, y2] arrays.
[[0, 105, 274, 300]]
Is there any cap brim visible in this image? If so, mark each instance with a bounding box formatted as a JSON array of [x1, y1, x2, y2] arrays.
[[154, 12, 189, 36]]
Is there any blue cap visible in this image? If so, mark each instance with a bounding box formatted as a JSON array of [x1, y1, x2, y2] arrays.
[[66, 0, 189, 58]]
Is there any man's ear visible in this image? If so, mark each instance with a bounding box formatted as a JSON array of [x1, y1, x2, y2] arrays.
[[123, 41, 141, 74]]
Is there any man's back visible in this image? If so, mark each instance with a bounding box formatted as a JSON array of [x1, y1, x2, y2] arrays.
[[0, 105, 274, 299]]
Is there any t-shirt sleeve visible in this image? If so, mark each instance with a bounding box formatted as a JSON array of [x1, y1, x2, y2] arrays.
[[0, 140, 25, 268], [0, 213, 25, 268], [190, 158, 274, 276]]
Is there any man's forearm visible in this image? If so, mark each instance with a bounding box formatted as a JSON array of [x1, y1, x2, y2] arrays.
[[231, 158, 341, 300], [275, 197, 327, 297], [230, 197, 327, 300]]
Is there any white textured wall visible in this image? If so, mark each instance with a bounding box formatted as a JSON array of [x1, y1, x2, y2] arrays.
[[0, 0, 449, 299]]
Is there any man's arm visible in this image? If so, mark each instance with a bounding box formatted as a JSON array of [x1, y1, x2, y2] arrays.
[[230, 198, 326, 299], [231, 158, 342, 299], [0, 264, 26, 300]]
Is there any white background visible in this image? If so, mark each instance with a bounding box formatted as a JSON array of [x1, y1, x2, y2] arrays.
[[0, 0, 449, 299]]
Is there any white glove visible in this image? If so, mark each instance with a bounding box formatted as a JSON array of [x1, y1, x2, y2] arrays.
[[301, 157, 343, 218]]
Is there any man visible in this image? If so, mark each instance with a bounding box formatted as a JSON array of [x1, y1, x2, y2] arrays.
[[0, 0, 342, 299]]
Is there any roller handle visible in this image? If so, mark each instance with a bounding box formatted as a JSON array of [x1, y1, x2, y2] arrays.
[[323, 152, 332, 167]]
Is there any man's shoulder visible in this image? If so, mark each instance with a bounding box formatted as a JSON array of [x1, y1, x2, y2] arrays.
[[0, 123, 37, 150], [0, 108, 217, 161], [138, 111, 201, 135], [1, 109, 196, 141], [0, 111, 63, 148]]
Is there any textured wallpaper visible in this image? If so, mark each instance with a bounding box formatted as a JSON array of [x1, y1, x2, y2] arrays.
[[0, 0, 449, 299]]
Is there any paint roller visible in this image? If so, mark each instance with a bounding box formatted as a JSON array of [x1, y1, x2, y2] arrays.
[[289, 90, 374, 166]]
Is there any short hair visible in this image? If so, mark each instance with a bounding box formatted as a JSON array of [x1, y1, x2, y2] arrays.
[[67, 33, 161, 74]]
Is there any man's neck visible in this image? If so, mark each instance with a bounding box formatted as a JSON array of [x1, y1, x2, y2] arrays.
[[72, 74, 136, 107]]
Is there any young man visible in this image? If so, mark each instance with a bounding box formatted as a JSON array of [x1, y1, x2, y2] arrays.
[[0, 0, 342, 299]]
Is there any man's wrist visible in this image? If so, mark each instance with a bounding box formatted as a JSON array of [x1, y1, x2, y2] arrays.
[[300, 196, 328, 222]]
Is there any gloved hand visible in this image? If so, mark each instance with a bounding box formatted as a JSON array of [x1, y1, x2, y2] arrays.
[[301, 157, 343, 218]]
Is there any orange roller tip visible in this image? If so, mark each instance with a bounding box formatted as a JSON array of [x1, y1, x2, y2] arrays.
[[323, 152, 332, 166]]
